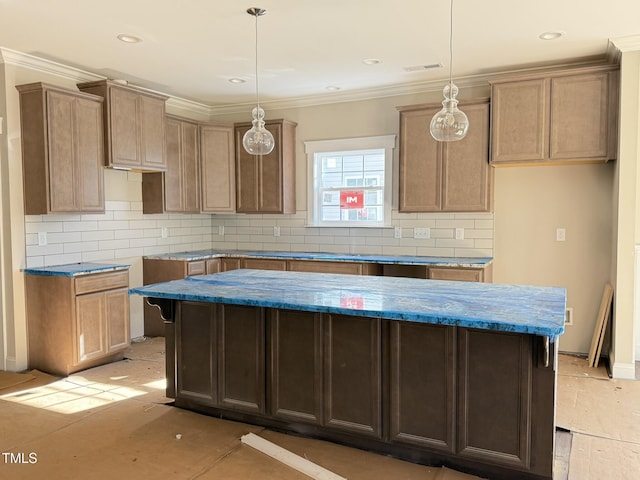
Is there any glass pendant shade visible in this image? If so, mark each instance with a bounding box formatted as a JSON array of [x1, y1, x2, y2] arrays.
[[429, 82, 469, 142], [242, 106, 275, 155]]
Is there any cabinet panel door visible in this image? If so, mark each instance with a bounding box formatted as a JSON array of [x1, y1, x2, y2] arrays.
[[76, 292, 106, 364], [269, 310, 323, 424], [181, 121, 200, 212], [390, 322, 455, 452], [176, 301, 217, 405], [220, 258, 241, 272], [490, 79, 549, 164], [46, 91, 77, 212], [442, 102, 491, 212], [324, 314, 382, 438], [139, 95, 166, 170], [258, 122, 283, 212], [201, 124, 236, 213], [163, 117, 183, 211], [218, 304, 265, 413], [428, 267, 482, 282], [75, 97, 105, 212], [235, 126, 259, 212], [457, 329, 532, 470], [242, 258, 287, 271], [399, 109, 442, 212], [106, 288, 130, 352], [288, 260, 364, 275], [109, 87, 140, 167], [550, 73, 610, 161]]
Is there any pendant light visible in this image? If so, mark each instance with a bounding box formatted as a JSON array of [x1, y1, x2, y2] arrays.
[[242, 7, 275, 155], [429, 0, 469, 142]]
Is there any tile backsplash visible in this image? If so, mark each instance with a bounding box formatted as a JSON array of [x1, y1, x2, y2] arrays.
[[25, 203, 493, 268]]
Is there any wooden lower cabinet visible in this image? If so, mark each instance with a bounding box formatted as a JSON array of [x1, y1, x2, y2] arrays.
[[169, 304, 555, 480], [324, 314, 382, 439], [25, 270, 130, 376], [288, 260, 382, 275]]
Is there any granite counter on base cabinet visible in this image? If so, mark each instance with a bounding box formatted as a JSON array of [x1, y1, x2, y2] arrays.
[[131, 269, 565, 480]]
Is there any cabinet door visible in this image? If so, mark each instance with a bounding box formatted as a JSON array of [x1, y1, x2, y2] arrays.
[[324, 314, 382, 438], [163, 117, 183, 211], [75, 96, 105, 212], [220, 258, 241, 272], [109, 87, 140, 167], [242, 258, 287, 271], [176, 301, 217, 405], [201, 124, 236, 213], [390, 322, 455, 452], [139, 95, 166, 170], [550, 72, 610, 161], [269, 310, 323, 424], [490, 79, 549, 164], [257, 122, 284, 213], [106, 288, 130, 352], [181, 121, 200, 212], [442, 102, 491, 211], [288, 260, 365, 275], [76, 292, 107, 364], [398, 108, 442, 212], [47, 91, 78, 212], [457, 329, 532, 470], [428, 267, 483, 282], [235, 125, 260, 212], [218, 304, 265, 413]]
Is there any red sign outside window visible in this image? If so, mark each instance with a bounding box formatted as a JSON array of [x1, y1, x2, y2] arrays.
[[340, 190, 364, 209]]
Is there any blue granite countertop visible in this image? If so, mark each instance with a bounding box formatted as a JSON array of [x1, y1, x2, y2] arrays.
[[144, 249, 492, 267], [130, 269, 565, 338], [24, 262, 131, 277]]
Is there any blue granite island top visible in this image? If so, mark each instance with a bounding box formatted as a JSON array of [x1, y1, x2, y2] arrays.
[[24, 262, 131, 277], [130, 269, 566, 338], [143, 249, 492, 267]]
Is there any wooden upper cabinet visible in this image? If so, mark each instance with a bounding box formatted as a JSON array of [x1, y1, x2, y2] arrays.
[[398, 99, 492, 213], [200, 123, 236, 213], [143, 115, 200, 214], [490, 65, 619, 166], [77, 80, 168, 171], [234, 119, 296, 214], [17, 82, 105, 214]]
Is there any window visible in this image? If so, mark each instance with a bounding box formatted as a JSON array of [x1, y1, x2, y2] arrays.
[[305, 135, 396, 227]]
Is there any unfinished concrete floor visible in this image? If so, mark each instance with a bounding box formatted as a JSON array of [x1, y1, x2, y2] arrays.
[[0, 337, 638, 480]]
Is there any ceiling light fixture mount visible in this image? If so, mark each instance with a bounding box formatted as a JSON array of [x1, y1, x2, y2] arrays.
[[117, 34, 141, 44], [429, 0, 468, 142], [242, 7, 275, 156]]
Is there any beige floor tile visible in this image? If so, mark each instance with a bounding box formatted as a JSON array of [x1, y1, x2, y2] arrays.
[[568, 433, 640, 480]]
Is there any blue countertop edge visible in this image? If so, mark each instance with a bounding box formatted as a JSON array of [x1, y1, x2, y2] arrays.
[[130, 269, 565, 339], [143, 249, 493, 267], [23, 262, 131, 277]]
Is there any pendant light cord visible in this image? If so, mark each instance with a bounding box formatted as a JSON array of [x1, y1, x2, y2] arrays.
[[254, 12, 261, 111], [449, 0, 454, 89]]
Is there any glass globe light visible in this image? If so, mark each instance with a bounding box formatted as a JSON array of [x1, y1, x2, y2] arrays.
[[429, 82, 469, 142], [242, 106, 275, 155]]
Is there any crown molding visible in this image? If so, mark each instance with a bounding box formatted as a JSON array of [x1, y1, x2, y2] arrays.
[[0, 47, 104, 83], [610, 35, 640, 53]]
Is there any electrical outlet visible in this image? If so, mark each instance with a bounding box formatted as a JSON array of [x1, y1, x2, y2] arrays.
[[394, 227, 402, 239], [414, 227, 430, 239], [455, 228, 464, 240], [37, 232, 47, 246], [161, 227, 168, 239], [273, 226, 280, 237], [565, 307, 573, 326], [218, 225, 225, 236], [556, 228, 566, 242]]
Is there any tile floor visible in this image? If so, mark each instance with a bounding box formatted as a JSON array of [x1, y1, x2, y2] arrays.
[[0, 337, 638, 480]]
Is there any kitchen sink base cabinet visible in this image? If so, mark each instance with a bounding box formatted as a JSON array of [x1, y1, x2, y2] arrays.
[[162, 302, 556, 480]]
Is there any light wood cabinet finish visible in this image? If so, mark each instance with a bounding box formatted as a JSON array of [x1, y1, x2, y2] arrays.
[[25, 270, 130, 376], [288, 259, 382, 275], [17, 83, 105, 214], [398, 99, 492, 212], [490, 65, 619, 166], [143, 115, 200, 213], [77, 80, 168, 171], [234, 119, 297, 214], [201, 123, 236, 213]]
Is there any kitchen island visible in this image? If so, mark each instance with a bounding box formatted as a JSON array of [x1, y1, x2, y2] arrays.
[[130, 269, 565, 480]]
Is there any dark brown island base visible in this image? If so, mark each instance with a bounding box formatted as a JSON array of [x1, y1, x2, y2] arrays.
[[132, 270, 566, 480]]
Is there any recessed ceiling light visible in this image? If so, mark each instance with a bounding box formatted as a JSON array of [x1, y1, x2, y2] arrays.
[[326, 86, 341, 92], [539, 31, 565, 41], [229, 78, 246, 84], [363, 58, 381, 65], [117, 34, 142, 44]]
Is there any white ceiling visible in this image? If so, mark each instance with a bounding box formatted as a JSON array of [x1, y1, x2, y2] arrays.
[[1, 0, 639, 108]]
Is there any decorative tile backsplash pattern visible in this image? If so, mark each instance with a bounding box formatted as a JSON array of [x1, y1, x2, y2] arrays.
[[25, 202, 493, 268]]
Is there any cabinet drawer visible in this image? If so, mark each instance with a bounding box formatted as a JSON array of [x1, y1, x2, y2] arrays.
[[75, 271, 129, 295], [288, 260, 364, 275], [428, 268, 482, 282], [187, 261, 206, 276]]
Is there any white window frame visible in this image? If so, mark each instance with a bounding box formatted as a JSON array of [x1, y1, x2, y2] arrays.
[[305, 135, 396, 228]]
